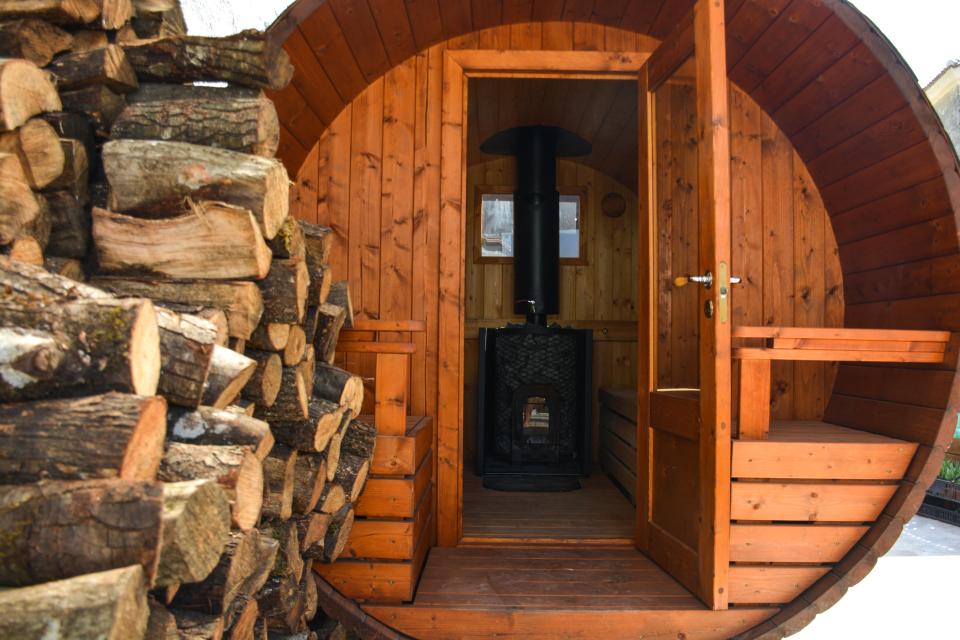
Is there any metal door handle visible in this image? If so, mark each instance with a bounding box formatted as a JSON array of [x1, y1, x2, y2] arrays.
[[674, 273, 742, 288]]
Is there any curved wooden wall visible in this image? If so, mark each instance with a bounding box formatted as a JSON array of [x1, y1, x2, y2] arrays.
[[271, 1, 960, 638]]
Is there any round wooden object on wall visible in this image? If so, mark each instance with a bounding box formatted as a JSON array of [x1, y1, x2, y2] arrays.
[[601, 192, 626, 218]]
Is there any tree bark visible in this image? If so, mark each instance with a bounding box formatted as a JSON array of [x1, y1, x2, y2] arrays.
[[0, 58, 61, 131], [339, 418, 377, 461], [225, 593, 258, 640], [202, 345, 256, 409], [320, 505, 355, 563], [260, 519, 303, 584], [292, 512, 332, 560], [325, 281, 353, 328], [171, 609, 224, 640], [248, 321, 290, 351], [312, 363, 363, 416], [0, 480, 162, 585], [299, 221, 333, 265], [268, 216, 305, 259], [262, 444, 297, 521], [306, 261, 332, 308], [255, 575, 298, 634], [155, 306, 218, 408], [49, 44, 139, 93], [259, 257, 308, 324], [0, 19, 72, 66], [0, 118, 65, 189], [156, 479, 231, 587], [131, 0, 186, 39], [254, 365, 308, 423], [291, 452, 326, 515], [158, 442, 263, 530], [91, 276, 264, 340], [313, 303, 346, 365], [173, 529, 265, 615], [314, 483, 345, 516], [167, 406, 274, 461], [0, 565, 148, 640], [121, 30, 293, 90], [0, 152, 41, 244], [102, 139, 288, 239], [159, 304, 229, 346], [0, 393, 166, 482], [332, 452, 369, 504], [60, 84, 126, 131], [44, 190, 90, 258], [41, 111, 96, 183], [265, 397, 344, 453], [242, 349, 282, 408], [44, 256, 85, 280]]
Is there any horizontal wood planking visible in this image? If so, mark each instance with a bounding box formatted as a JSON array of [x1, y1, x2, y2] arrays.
[[356, 449, 433, 518], [730, 482, 897, 522], [346, 485, 433, 561], [599, 387, 638, 422], [650, 390, 700, 441], [729, 524, 868, 563], [728, 566, 831, 605], [369, 415, 432, 475], [601, 406, 638, 449]]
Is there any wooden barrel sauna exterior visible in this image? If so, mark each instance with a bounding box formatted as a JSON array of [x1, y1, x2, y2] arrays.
[[266, 1, 960, 638]]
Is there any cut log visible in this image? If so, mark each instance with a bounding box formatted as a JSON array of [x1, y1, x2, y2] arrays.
[[253, 365, 308, 423], [158, 442, 263, 530], [0, 0, 101, 24], [323, 417, 349, 483], [44, 190, 90, 257], [0, 293, 161, 400], [284, 324, 306, 365], [325, 281, 353, 328], [155, 306, 217, 408], [248, 321, 290, 351], [41, 111, 96, 178], [44, 256, 85, 280], [314, 483, 345, 516], [291, 452, 326, 515], [202, 345, 256, 408], [156, 479, 231, 587], [305, 262, 331, 307], [0, 253, 102, 298], [0, 480, 162, 585], [168, 406, 274, 461], [262, 443, 297, 521], [163, 305, 229, 347], [60, 84, 126, 130], [225, 594, 258, 640], [103, 139, 288, 239], [18, 191, 51, 249], [303, 306, 319, 344], [0, 118, 65, 188], [116, 84, 279, 157], [299, 221, 333, 265], [231, 336, 247, 354], [313, 303, 346, 365], [71, 28, 110, 53], [173, 529, 265, 615], [302, 572, 318, 622], [339, 418, 376, 461], [131, 1, 186, 39], [45, 138, 89, 199], [49, 44, 139, 93], [93, 202, 272, 280], [268, 216, 305, 259], [314, 619, 347, 640], [0, 19, 72, 66], [0, 565, 148, 640], [0, 392, 166, 482], [297, 345, 315, 394], [312, 363, 363, 416], [0, 58, 61, 131], [0, 152, 40, 244], [92, 276, 264, 340], [320, 505, 354, 563], [244, 531, 279, 596], [147, 597, 179, 640], [264, 397, 344, 453], [121, 30, 293, 90], [242, 349, 282, 408], [172, 609, 224, 640], [255, 575, 298, 634], [259, 257, 309, 324], [99, 0, 135, 28], [1, 235, 43, 265], [292, 512, 332, 560], [331, 453, 369, 504], [260, 519, 303, 583]]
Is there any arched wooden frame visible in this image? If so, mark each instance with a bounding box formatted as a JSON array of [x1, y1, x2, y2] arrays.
[[436, 47, 656, 546]]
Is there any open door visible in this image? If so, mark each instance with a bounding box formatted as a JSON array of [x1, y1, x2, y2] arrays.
[[636, 0, 732, 610]]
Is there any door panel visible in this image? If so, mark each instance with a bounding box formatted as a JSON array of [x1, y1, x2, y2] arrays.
[[636, 0, 732, 610]]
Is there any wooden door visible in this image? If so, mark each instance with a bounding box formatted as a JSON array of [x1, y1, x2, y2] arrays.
[[636, 0, 732, 610]]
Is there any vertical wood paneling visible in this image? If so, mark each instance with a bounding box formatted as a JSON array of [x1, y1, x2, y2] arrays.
[[317, 108, 353, 298]]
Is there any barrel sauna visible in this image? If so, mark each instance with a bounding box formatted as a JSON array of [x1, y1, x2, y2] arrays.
[[267, 1, 960, 638]]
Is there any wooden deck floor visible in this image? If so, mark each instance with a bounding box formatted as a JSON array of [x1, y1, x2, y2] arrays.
[[462, 472, 634, 543]]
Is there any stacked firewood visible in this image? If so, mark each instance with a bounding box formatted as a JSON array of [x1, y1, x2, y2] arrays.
[[0, 2, 368, 639]]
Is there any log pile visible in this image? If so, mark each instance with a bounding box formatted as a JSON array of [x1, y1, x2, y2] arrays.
[[0, 3, 374, 638]]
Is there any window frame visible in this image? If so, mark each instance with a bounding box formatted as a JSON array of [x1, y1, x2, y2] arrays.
[[473, 184, 588, 266]]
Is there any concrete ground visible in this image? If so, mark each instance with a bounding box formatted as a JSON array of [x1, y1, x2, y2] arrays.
[[793, 515, 960, 638]]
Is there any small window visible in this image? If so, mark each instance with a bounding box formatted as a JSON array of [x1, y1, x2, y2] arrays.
[[476, 187, 586, 264]]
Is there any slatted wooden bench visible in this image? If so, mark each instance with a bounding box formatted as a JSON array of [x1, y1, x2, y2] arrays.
[[598, 387, 638, 505]]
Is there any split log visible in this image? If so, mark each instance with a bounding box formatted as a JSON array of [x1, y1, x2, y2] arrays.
[[102, 139, 289, 239], [71, 28, 110, 53], [255, 575, 298, 634], [260, 520, 303, 584], [297, 345, 315, 394], [99, 0, 135, 28], [0, 294, 161, 400], [225, 594, 259, 640], [249, 321, 290, 351], [49, 44, 139, 93], [323, 417, 350, 483], [262, 444, 297, 521], [93, 202, 272, 280], [313, 303, 346, 365], [45, 138, 89, 200], [147, 597, 179, 640], [314, 483, 345, 516], [0, 0, 101, 24], [173, 529, 266, 615], [231, 336, 247, 354], [60, 84, 126, 130], [339, 418, 377, 461], [0, 393, 166, 482], [0, 19, 72, 66], [121, 30, 293, 90], [305, 262, 331, 307], [131, 0, 186, 39], [156, 479, 231, 588], [254, 365, 308, 423], [18, 192, 51, 249], [0, 118, 65, 188], [320, 505, 354, 563], [292, 512, 332, 560], [332, 453, 369, 504], [0, 152, 40, 244], [115, 84, 279, 157], [172, 609, 224, 640], [303, 306, 319, 344], [0, 480, 162, 585], [44, 190, 89, 257], [302, 572, 318, 622], [159, 304, 229, 346], [41, 111, 97, 176], [155, 306, 217, 408], [264, 397, 344, 453], [299, 221, 333, 265], [314, 619, 347, 640], [259, 257, 309, 324], [291, 452, 326, 515], [0, 59, 61, 131], [242, 349, 282, 408], [1, 236, 43, 265], [202, 345, 256, 408], [284, 324, 306, 365], [325, 281, 353, 328], [158, 442, 263, 530], [168, 406, 274, 461], [0, 565, 148, 640], [91, 276, 264, 340], [245, 531, 279, 596], [45, 256, 85, 280], [268, 216, 305, 259], [312, 363, 363, 416]]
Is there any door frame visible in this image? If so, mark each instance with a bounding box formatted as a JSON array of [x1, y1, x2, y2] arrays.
[[436, 47, 655, 547]]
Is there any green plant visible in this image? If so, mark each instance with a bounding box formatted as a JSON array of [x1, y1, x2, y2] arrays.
[[939, 458, 960, 484]]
